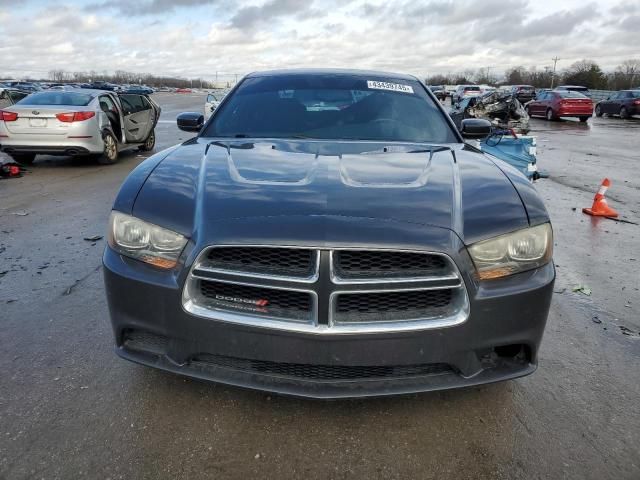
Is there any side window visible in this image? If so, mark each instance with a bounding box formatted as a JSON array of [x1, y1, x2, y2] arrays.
[[207, 94, 214, 102], [99, 95, 116, 111], [537, 92, 546, 101], [8, 91, 28, 103], [624, 91, 633, 98], [120, 95, 149, 114], [0, 91, 10, 109]]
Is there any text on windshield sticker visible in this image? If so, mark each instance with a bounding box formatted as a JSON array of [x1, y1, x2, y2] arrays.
[[367, 81, 414, 94]]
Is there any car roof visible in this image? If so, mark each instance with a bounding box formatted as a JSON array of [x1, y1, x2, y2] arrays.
[[245, 68, 419, 82], [557, 85, 588, 89]]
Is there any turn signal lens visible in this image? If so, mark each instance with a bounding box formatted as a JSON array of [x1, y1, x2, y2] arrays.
[[468, 224, 553, 280]]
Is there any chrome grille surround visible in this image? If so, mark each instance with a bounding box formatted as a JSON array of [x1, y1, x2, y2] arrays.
[[182, 245, 469, 334]]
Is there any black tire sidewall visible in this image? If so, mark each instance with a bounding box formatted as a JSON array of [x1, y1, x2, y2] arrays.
[[98, 132, 118, 165], [141, 129, 156, 151]]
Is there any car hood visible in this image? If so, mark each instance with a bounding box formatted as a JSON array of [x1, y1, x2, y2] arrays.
[[131, 139, 530, 245]]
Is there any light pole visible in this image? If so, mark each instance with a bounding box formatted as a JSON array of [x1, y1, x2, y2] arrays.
[[550, 57, 560, 89]]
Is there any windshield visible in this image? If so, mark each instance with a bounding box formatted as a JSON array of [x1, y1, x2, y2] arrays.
[[16, 91, 93, 106], [557, 91, 589, 98], [203, 74, 456, 143]]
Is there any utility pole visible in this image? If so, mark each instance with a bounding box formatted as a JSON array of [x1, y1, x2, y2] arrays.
[[550, 57, 560, 89]]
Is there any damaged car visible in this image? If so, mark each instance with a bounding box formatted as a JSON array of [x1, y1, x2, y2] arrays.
[[449, 89, 529, 133], [104, 69, 554, 399], [0, 90, 160, 164], [448, 90, 538, 180]]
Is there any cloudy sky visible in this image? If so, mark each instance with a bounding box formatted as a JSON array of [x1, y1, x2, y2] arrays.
[[0, 0, 638, 81]]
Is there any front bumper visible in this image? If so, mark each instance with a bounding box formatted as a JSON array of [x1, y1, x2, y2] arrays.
[[103, 246, 555, 398]]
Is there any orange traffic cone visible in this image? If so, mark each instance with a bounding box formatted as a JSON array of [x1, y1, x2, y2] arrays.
[[583, 178, 618, 217]]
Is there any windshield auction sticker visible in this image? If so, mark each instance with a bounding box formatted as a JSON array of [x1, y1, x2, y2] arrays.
[[367, 80, 414, 94]]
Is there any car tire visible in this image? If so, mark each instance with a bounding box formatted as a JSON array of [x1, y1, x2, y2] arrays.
[[620, 107, 629, 119], [546, 108, 556, 121], [595, 105, 603, 117], [579, 116, 589, 123], [97, 132, 119, 165], [139, 129, 156, 152], [7, 152, 36, 164]]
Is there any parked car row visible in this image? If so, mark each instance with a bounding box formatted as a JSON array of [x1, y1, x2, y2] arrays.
[[523, 88, 639, 121]]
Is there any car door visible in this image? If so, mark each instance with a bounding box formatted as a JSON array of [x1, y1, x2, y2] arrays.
[[598, 94, 611, 114], [603, 92, 619, 114], [620, 91, 633, 112], [531, 92, 546, 115], [119, 94, 154, 143]]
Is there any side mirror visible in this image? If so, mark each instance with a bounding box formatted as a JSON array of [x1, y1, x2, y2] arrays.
[[177, 112, 204, 132], [460, 118, 492, 139]]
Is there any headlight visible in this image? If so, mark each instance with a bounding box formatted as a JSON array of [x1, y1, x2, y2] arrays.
[[468, 223, 553, 280], [108, 211, 187, 269]]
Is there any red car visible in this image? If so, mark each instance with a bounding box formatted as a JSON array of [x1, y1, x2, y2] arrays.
[[175, 88, 193, 93], [525, 90, 593, 122]]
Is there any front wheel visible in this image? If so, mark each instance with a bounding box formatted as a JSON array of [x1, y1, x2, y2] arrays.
[[97, 132, 119, 165], [139, 129, 156, 152], [620, 107, 629, 119], [579, 116, 590, 123], [7, 152, 36, 164], [595, 105, 603, 117], [546, 108, 556, 121]]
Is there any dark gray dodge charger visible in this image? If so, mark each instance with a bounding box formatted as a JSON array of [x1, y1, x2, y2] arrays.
[[103, 69, 554, 398]]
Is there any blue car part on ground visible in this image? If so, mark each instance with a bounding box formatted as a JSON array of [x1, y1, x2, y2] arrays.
[[479, 130, 546, 180]]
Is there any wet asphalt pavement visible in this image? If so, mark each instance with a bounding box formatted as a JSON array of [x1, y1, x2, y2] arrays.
[[1, 93, 639, 480]]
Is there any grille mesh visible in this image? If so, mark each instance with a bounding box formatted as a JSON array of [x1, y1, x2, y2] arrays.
[[334, 250, 449, 279], [199, 280, 312, 320], [123, 330, 168, 355], [205, 247, 316, 278], [193, 354, 453, 381], [335, 289, 453, 322]]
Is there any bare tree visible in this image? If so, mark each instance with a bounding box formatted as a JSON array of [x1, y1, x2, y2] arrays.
[[616, 59, 640, 88]]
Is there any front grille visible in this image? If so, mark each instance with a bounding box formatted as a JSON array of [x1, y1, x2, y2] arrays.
[[199, 279, 313, 321], [205, 247, 316, 278], [185, 246, 467, 332], [333, 250, 449, 280], [192, 353, 453, 381], [334, 289, 454, 323]]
